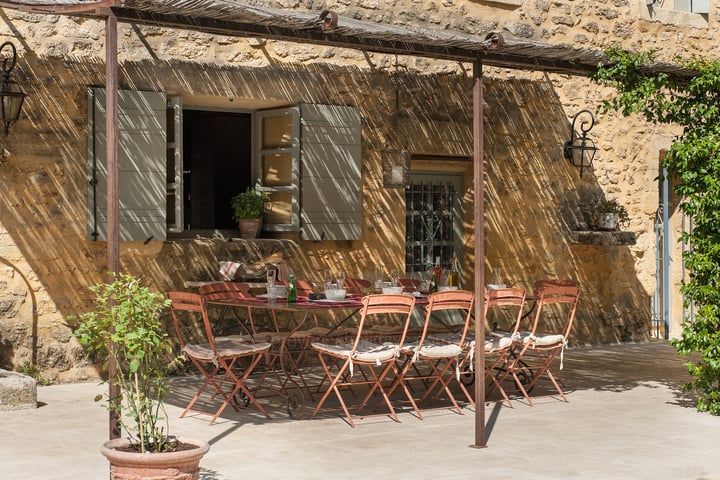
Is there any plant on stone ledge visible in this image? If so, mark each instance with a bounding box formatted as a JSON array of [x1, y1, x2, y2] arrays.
[[593, 49, 720, 415]]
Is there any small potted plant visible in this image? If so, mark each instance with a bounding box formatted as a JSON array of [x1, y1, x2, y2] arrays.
[[72, 273, 209, 479], [592, 198, 630, 231], [230, 187, 270, 238]]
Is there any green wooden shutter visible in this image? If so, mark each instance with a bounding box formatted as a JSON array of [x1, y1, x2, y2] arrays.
[[299, 103, 362, 241], [88, 88, 167, 241]]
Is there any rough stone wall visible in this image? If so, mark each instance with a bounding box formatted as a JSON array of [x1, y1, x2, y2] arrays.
[[0, 0, 709, 381]]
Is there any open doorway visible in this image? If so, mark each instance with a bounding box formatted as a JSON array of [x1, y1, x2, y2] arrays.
[[182, 109, 252, 229]]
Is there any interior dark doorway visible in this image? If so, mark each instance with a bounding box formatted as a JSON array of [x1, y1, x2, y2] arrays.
[[182, 109, 252, 229]]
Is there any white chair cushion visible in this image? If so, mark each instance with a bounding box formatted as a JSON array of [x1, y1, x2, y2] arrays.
[[183, 338, 270, 364], [312, 339, 399, 364], [484, 335, 512, 352], [404, 343, 463, 359], [532, 333, 565, 346]]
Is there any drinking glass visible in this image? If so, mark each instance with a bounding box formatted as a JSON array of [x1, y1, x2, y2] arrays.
[[267, 269, 276, 287], [324, 268, 334, 289], [336, 270, 346, 289], [375, 266, 384, 289]]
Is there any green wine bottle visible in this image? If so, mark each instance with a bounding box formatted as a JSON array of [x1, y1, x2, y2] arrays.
[[287, 275, 297, 303]]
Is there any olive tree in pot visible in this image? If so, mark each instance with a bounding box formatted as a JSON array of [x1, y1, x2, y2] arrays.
[[230, 187, 269, 239], [72, 273, 209, 480]]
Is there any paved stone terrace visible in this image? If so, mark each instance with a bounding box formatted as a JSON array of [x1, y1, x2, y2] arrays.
[[1, 341, 718, 480]]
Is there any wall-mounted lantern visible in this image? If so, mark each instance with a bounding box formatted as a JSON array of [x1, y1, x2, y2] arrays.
[[563, 109, 598, 178], [0, 41, 26, 137]]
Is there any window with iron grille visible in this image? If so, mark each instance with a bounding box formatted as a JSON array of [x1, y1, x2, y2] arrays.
[[405, 181, 456, 273]]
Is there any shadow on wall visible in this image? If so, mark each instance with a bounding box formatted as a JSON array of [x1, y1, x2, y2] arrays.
[[481, 77, 650, 345], [1, 55, 651, 380]]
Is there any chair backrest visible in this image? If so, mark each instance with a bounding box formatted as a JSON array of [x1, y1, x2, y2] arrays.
[[168, 291, 215, 350], [354, 294, 416, 348], [485, 287, 526, 334], [198, 282, 251, 302], [422, 290, 475, 346], [530, 285, 580, 338], [344, 278, 371, 295], [397, 278, 420, 287], [533, 279, 577, 296], [294, 279, 315, 296]]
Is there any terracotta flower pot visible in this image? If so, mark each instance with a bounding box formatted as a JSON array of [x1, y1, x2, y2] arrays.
[[101, 437, 210, 480], [238, 218, 262, 238]]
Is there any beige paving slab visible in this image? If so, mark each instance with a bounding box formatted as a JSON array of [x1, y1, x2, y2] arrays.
[[1, 341, 718, 480]]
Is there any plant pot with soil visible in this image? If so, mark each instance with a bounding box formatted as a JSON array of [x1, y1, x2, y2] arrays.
[[230, 187, 270, 239], [591, 198, 630, 231], [73, 273, 210, 480]]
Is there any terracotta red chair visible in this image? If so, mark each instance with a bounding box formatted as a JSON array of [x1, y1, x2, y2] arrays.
[[502, 285, 580, 406], [309, 294, 416, 427], [168, 291, 272, 424], [388, 289, 475, 419], [479, 287, 527, 408]]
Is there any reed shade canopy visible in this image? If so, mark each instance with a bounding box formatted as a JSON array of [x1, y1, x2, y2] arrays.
[[0, 0, 700, 449], [0, 41, 26, 137]]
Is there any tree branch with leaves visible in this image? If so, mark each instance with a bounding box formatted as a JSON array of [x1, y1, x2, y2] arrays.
[[593, 49, 720, 415]]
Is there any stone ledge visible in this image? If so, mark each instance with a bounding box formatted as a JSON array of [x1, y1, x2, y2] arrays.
[[568, 230, 637, 246], [0, 370, 37, 410]]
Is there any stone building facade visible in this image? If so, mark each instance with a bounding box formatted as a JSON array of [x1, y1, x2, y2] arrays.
[[0, 0, 710, 382]]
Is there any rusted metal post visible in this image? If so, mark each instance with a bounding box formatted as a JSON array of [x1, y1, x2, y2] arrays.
[[105, 11, 121, 441], [471, 57, 487, 449]]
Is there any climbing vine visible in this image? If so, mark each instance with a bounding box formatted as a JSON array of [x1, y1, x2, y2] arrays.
[[592, 49, 720, 415]]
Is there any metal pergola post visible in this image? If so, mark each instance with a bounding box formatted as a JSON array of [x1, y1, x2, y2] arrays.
[[104, 10, 121, 441], [471, 57, 487, 448]]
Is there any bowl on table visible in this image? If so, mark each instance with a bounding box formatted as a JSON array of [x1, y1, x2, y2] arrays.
[[266, 284, 287, 298], [438, 286, 459, 292], [324, 288, 347, 301], [381, 286, 404, 295]]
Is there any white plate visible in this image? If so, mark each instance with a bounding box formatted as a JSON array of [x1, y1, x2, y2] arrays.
[[311, 298, 353, 303], [256, 293, 286, 299]]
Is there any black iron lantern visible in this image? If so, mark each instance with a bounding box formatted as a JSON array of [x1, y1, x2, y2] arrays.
[[563, 109, 598, 177], [0, 41, 26, 137]]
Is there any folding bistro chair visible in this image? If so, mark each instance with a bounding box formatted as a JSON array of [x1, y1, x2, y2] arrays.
[[388, 290, 475, 419], [309, 294, 416, 427], [168, 291, 272, 424], [198, 282, 255, 338], [480, 287, 527, 408], [503, 285, 580, 406]]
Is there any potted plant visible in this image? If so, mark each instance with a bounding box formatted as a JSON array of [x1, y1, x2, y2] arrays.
[[72, 273, 209, 480], [592, 198, 630, 231], [230, 187, 269, 238]]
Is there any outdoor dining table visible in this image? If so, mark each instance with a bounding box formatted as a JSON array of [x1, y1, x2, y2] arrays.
[[203, 293, 367, 418], [203, 292, 431, 418]]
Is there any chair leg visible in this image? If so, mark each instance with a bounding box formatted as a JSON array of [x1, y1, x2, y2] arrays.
[[181, 361, 236, 419], [354, 361, 401, 423], [425, 359, 464, 414], [207, 353, 271, 425], [522, 349, 568, 403], [310, 354, 357, 427]]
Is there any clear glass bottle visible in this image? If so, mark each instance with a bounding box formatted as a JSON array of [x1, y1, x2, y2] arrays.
[[448, 254, 459, 287]]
